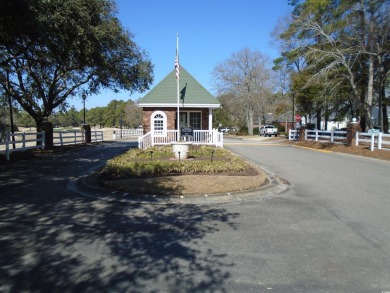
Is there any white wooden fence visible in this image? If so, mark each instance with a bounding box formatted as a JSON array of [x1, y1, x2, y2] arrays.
[[0, 129, 105, 161], [138, 130, 224, 149], [112, 128, 143, 139], [305, 129, 348, 144], [53, 130, 104, 146], [91, 131, 104, 142], [289, 128, 347, 143], [288, 128, 390, 151], [288, 129, 299, 141], [53, 130, 84, 146], [0, 131, 45, 161], [356, 131, 390, 151]]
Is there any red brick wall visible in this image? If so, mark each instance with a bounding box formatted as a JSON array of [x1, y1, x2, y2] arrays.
[[201, 108, 209, 130], [142, 107, 211, 133]]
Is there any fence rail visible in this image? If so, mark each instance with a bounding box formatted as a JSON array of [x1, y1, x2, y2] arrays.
[[356, 132, 390, 151], [113, 128, 143, 139], [1, 129, 104, 161], [0, 131, 45, 161], [53, 130, 104, 145], [305, 129, 347, 144], [91, 131, 104, 142], [288, 129, 299, 140], [288, 128, 390, 151], [53, 130, 85, 146]]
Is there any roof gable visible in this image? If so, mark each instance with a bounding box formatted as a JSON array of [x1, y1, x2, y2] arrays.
[[138, 66, 219, 108]]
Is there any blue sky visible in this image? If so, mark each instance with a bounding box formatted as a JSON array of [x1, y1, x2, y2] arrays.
[[70, 0, 292, 110]]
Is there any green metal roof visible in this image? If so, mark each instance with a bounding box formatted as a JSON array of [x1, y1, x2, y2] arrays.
[[138, 66, 220, 108]]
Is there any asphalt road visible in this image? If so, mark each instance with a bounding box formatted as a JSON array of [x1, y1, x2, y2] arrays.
[[224, 138, 390, 292], [0, 138, 389, 292]]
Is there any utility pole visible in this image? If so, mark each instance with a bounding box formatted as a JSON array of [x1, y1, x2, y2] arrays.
[[7, 94, 15, 149]]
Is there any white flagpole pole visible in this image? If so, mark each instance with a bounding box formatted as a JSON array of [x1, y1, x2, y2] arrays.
[[176, 33, 180, 140]]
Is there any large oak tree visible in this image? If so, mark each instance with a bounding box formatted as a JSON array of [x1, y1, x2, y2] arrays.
[[274, 0, 389, 131], [0, 0, 153, 131]]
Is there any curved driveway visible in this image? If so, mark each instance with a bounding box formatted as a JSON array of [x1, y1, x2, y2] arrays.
[[0, 138, 389, 292], [224, 137, 390, 292]]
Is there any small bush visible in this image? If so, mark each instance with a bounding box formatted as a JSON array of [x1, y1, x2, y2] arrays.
[[238, 126, 248, 135], [278, 124, 285, 133]]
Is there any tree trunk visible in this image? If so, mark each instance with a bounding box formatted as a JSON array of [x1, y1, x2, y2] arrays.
[[35, 118, 53, 148], [246, 110, 254, 135], [35, 119, 44, 140], [359, 89, 368, 131], [382, 81, 388, 133], [366, 53, 374, 112], [365, 54, 374, 129], [360, 115, 367, 132], [324, 99, 329, 130], [41, 121, 54, 149], [383, 104, 388, 134], [316, 108, 321, 130]]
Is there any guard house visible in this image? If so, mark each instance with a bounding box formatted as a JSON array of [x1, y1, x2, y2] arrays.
[[137, 66, 222, 148]]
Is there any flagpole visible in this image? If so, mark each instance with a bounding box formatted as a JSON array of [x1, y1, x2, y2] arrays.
[[176, 33, 180, 140]]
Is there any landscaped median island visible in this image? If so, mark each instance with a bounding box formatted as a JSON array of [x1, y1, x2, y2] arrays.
[[99, 145, 267, 196]]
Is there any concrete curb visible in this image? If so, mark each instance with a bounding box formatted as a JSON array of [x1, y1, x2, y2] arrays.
[[66, 163, 290, 205]]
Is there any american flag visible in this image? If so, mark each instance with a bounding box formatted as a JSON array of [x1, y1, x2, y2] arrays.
[[175, 55, 180, 81]]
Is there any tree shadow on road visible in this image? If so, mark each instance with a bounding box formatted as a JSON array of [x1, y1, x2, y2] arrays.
[[0, 196, 239, 292]]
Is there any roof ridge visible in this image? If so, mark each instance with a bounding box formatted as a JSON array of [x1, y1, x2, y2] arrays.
[[179, 66, 214, 95], [138, 65, 219, 107]]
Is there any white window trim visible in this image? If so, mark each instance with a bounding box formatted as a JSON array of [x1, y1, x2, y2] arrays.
[[181, 110, 202, 129], [151, 110, 167, 137]]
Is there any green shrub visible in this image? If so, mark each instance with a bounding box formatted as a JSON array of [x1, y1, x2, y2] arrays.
[[103, 145, 250, 177], [238, 126, 248, 135]]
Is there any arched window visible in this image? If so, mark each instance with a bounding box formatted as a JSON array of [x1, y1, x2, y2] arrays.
[[151, 111, 167, 136]]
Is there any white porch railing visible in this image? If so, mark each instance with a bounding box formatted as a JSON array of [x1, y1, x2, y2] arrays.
[[138, 130, 224, 149], [0, 131, 45, 161]]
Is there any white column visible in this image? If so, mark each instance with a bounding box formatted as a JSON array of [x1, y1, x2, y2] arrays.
[[208, 108, 213, 131]]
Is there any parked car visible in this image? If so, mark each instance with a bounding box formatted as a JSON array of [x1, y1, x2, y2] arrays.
[[218, 127, 230, 133], [259, 125, 278, 137], [218, 127, 237, 134]]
